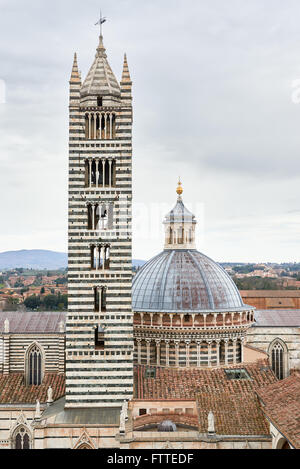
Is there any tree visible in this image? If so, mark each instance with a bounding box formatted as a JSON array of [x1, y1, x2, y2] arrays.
[[24, 295, 41, 310], [40, 287, 45, 294], [43, 294, 58, 309]]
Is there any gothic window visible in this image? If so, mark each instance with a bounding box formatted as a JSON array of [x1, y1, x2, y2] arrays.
[[13, 426, 31, 450], [90, 246, 110, 271], [26, 344, 43, 386], [95, 204, 113, 230], [97, 97, 103, 107], [271, 341, 285, 380]]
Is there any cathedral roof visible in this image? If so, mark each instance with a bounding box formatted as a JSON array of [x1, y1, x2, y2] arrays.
[[253, 309, 300, 327], [0, 311, 65, 334], [132, 250, 249, 313], [80, 35, 121, 99]]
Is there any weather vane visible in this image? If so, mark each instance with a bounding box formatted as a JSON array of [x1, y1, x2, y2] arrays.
[[95, 10, 107, 36]]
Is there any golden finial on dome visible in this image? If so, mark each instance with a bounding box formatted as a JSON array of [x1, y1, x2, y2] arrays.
[[176, 178, 183, 196]]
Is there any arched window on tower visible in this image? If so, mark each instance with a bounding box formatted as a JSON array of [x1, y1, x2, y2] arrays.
[[12, 426, 31, 449], [94, 286, 106, 312], [26, 344, 43, 385]]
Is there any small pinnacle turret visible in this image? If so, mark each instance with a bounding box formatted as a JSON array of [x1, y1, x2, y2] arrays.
[[70, 53, 81, 84], [121, 54, 132, 84]]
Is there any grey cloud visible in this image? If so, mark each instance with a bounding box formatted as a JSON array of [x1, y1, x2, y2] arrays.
[[0, 0, 299, 262]]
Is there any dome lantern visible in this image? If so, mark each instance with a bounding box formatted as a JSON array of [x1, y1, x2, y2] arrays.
[[163, 180, 197, 250]]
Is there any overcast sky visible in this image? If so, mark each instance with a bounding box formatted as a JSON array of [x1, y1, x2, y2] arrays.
[[0, 0, 300, 263]]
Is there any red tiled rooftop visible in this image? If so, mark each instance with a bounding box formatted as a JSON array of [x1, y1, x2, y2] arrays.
[[241, 290, 300, 298], [0, 373, 65, 404], [135, 361, 277, 400], [197, 392, 269, 436], [257, 372, 300, 448]]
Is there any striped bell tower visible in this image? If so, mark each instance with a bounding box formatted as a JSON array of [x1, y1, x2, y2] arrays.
[[66, 33, 133, 408]]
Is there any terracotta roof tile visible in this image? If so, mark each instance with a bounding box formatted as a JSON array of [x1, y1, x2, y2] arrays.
[[241, 290, 300, 298], [197, 392, 269, 436], [0, 373, 65, 404], [135, 361, 277, 400], [257, 372, 300, 448]]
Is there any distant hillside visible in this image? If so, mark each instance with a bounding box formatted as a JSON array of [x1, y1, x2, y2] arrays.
[[0, 250, 67, 270], [0, 250, 146, 271]]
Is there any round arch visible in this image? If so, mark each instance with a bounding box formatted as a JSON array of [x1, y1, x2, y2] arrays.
[[276, 436, 291, 449]]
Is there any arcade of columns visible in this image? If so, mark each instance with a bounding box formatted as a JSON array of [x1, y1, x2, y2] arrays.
[[85, 157, 116, 189], [133, 310, 254, 368], [84, 111, 117, 140]]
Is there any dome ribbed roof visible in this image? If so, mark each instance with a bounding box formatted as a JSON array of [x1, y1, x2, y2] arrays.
[[132, 250, 248, 313]]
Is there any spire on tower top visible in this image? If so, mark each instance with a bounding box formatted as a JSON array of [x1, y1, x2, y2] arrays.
[[121, 53, 132, 83], [95, 11, 107, 58], [70, 52, 81, 83], [96, 34, 107, 58]]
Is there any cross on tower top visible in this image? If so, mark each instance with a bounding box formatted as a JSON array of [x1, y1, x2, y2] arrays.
[[95, 10, 107, 37]]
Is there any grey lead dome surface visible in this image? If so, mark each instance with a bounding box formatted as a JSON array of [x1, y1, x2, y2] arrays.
[[132, 250, 249, 313]]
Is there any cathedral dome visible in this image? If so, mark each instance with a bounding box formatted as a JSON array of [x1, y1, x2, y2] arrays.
[[132, 249, 247, 313], [133, 180, 249, 314]]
